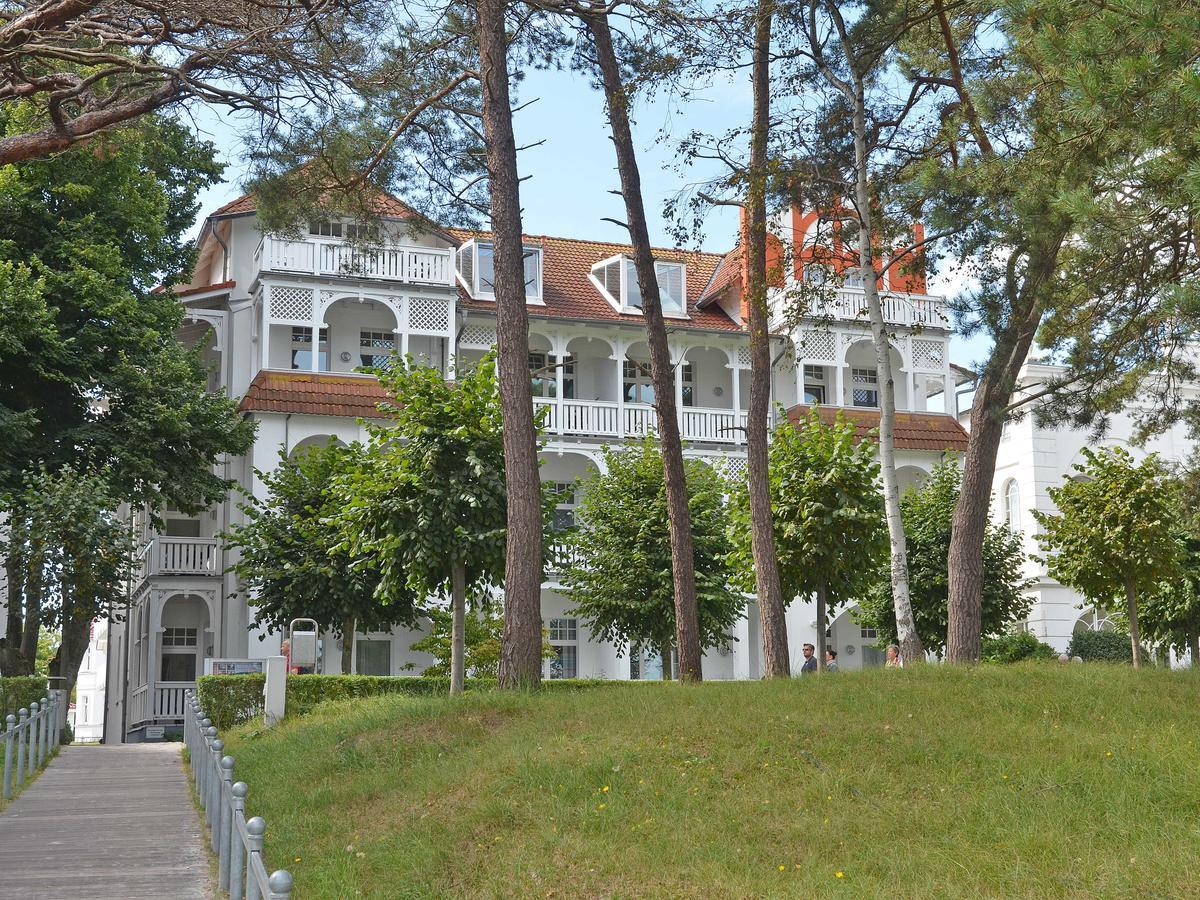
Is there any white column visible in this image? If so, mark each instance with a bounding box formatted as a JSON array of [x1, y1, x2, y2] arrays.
[[399, 295, 410, 360], [553, 334, 567, 435], [906, 369, 915, 413], [614, 337, 626, 439], [674, 348, 685, 437], [446, 295, 458, 379], [260, 292, 271, 371], [835, 363, 845, 408], [309, 304, 321, 372], [730, 361, 742, 445]]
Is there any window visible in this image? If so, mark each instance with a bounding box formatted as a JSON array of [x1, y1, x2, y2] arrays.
[[164, 517, 201, 538], [162, 628, 198, 647], [803, 365, 825, 381], [852, 367, 878, 408], [804, 263, 832, 285], [529, 352, 575, 399], [455, 241, 542, 300], [860, 626, 878, 640], [623, 359, 654, 404], [309, 220, 343, 238], [680, 361, 695, 408], [345, 222, 379, 242], [591, 255, 687, 316], [360, 329, 397, 369], [291, 326, 329, 371], [550, 482, 577, 532], [546, 618, 578, 679], [1004, 479, 1021, 531], [355, 639, 391, 676], [803, 365, 826, 404], [161, 653, 196, 682]]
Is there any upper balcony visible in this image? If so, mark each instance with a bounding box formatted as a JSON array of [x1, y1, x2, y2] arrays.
[[804, 287, 948, 330], [254, 234, 455, 287], [137, 536, 221, 580]]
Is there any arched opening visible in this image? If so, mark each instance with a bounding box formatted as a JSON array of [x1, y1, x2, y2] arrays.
[[842, 340, 908, 410], [565, 335, 619, 404], [827, 604, 885, 671], [1003, 478, 1022, 531], [288, 433, 347, 459], [897, 465, 930, 496], [322, 296, 402, 374], [1073, 607, 1116, 634], [681, 346, 734, 411], [158, 594, 211, 684]]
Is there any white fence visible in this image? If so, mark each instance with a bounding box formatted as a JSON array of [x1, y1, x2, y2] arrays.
[[140, 537, 220, 577], [534, 398, 748, 444], [810, 287, 948, 329], [185, 692, 293, 899], [255, 236, 454, 286]]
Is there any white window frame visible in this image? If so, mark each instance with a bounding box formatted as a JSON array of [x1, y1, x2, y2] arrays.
[[454, 239, 543, 304], [589, 254, 688, 318], [291, 326, 329, 371], [546, 617, 578, 679], [851, 367, 879, 408], [1003, 479, 1022, 531]]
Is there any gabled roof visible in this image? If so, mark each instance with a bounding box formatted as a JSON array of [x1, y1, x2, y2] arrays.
[[785, 404, 971, 452], [449, 230, 740, 332], [209, 188, 425, 221], [697, 247, 743, 307], [238, 371, 392, 418]]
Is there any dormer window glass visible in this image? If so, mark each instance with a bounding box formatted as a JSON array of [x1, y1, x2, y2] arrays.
[[309, 221, 343, 238], [591, 255, 687, 316], [455, 240, 542, 301]]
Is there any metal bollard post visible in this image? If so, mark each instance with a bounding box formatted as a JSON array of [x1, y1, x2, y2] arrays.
[[38, 697, 48, 766], [219, 755, 235, 888], [209, 738, 225, 850], [229, 782, 248, 900], [245, 816, 267, 900], [28, 701, 39, 774], [16, 708, 27, 787], [267, 870, 293, 900], [200, 721, 215, 801], [3, 714, 14, 800]]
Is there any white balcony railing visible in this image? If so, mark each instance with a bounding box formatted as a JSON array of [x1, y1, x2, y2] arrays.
[[809, 287, 948, 329], [140, 537, 221, 578], [254, 235, 455, 286], [129, 682, 194, 726], [534, 398, 748, 444]]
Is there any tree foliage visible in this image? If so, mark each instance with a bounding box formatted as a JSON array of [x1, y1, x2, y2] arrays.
[[226, 440, 405, 672], [564, 438, 743, 671], [730, 409, 885, 668], [857, 459, 1032, 655], [1034, 447, 1181, 668], [407, 608, 555, 678]]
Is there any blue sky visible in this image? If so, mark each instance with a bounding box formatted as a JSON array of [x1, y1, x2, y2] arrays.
[[188, 67, 989, 367]]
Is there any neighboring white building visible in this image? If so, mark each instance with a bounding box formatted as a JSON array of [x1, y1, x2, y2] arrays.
[[983, 360, 1200, 655], [104, 192, 969, 742], [71, 619, 107, 742]]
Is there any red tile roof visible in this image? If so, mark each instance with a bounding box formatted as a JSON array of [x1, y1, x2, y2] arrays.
[[210, 188, 424, 220], [449, 230, 740, 332], [169, 280, 236, 298], [785, 404, 970, 452], [698, 247, 742, 307], [239, 371, 393, 418]]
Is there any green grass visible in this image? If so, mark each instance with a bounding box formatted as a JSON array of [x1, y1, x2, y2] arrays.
[[223, 665, 1200, 898]]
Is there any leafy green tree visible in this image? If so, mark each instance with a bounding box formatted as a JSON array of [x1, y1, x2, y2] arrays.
[[730, 410, 885, 671], [563, 438, 742, 677], [980, 633, 1058, 665], [857, 459, 1032, 656], [1034, 447, 1182, 669], [0, 116, 255, 676], [226, 441, 408, 674], [338, 355, 538, 695], [406, 609, 555, 679]]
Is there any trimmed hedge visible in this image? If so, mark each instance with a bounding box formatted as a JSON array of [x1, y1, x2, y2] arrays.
[[1067, 629, 1139, 663], [0, 676, 49, 719], [981, 633, 1059, 664], [196, 673, 606, 730]]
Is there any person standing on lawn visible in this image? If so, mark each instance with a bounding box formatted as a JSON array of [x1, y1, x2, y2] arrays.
[[825, 649, 839, 672], [885, 644, 903, 668], [801, 643, 818, 674]]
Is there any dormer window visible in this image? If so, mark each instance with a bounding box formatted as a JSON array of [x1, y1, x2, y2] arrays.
[[308, 220, 380, 242], [590, 255, 686, 317], [455, 239, 542, 301]]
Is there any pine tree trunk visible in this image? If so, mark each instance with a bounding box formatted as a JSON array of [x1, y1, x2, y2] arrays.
[[341, 615, 356, 675], [1125, 578, 1143, 669], [1189, 631, 1199, 668], [945, 230, 1065, 662], [815, 582, 827, 673], [478, 0, 545, 690], [17, 535, 44, 673], [588, 14, 702, 682], [660, 643, 672, 681], [744, 0, 790, 678], [846, 81, 924, 666], [1, 546, 26, 675], [450, 561, 467, 695]]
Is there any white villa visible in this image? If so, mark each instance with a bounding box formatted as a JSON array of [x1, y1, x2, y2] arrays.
[[984, 360, 1200, 657], [101, 191, 971, 742]]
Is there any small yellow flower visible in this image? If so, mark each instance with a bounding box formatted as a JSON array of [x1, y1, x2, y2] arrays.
[[597, 803, 607, 810], [1106, 751, 1113, 757], [836, 871, 845, 879], [826, 795, 832, 800], [602, 785, 610, 793], [294, 857, 302, 863], [355, 852, 365, 859], [1002, 774, 1009, 779], [778, 865, 786, 872]]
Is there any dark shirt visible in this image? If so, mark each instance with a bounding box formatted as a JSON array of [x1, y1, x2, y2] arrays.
[[801, 656, 817, 674]]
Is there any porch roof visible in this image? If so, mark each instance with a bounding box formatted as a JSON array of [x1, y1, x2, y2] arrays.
[[239, 370, 393, 418], [785, 404, 971, 452]]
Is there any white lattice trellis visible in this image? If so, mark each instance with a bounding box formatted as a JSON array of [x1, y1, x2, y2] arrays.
[[721, 457, 749, 482], [799, 329, 837, 362], [735, 346, 753, 368], [460, 324, 497, 348], [268, 286, 314, 322], [407, 296, 451, 334], [911, 339, 945, 371]]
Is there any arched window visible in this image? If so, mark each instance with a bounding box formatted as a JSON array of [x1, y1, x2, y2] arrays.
[[1003, 479, 1021, 531]]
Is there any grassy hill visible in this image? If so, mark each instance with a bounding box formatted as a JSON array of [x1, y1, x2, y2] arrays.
[[222, 665, 1200, 898]]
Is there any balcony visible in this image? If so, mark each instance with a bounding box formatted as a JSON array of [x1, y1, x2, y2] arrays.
[[808, 287, 948, 329], [254, 235, 455, 286], [139, 537, 221, 578], [130, 682, 193, 726], [534, 398, 748, 444]]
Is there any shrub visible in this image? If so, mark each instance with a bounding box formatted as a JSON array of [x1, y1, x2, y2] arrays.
[[196, 674, 605, 730], [1067, 629, 1137, 663], [0, 676, 49, 718], [981, 632, 1059, 664]]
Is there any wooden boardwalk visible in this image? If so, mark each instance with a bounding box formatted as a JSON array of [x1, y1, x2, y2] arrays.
[[0, 743, 212, 899]]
